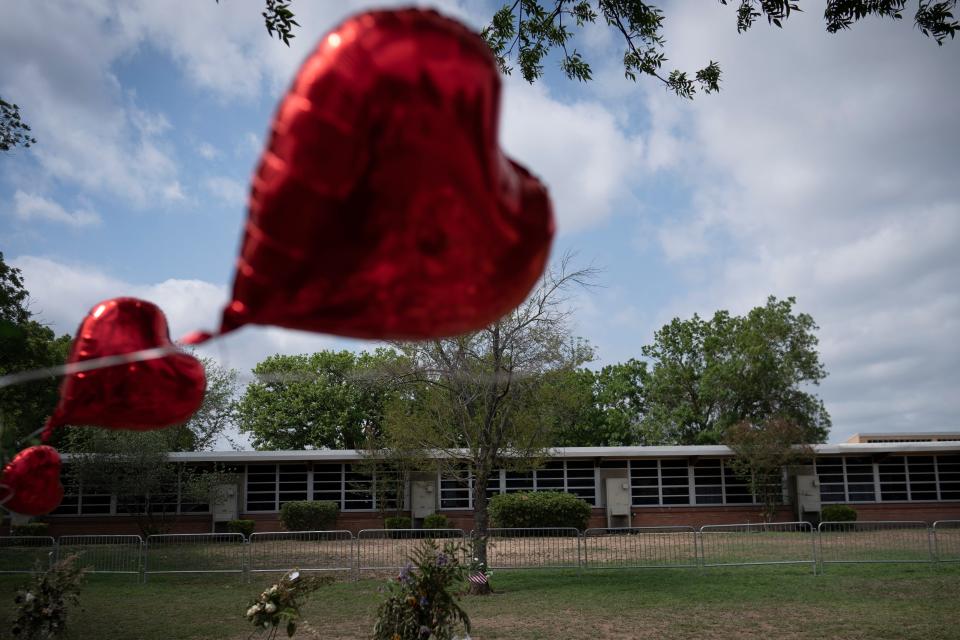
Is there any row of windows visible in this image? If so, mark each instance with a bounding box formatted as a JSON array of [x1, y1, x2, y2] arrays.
[[53, 472, 209, 516], [629, 459, 757, 506], [438, 461, 597, 509], [50, 455, 960, 517], [815, 455, 960, 503]]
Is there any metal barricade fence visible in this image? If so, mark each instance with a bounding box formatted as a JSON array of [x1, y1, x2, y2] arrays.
[[582, 526, 698, 569], [483, 528, 581, 570], [357, 529, 466, 574], [57, 535, 143, 576], [818, 521, 932, 566], [0, 536, 56, 574], [700, 522, 816, 573], [144, 533, 246, 579], [933, 520, 960, 562], [249, 530, 355, 576]]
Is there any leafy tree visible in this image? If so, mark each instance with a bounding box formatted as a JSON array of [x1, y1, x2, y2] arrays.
[[0, 253, 72, 460], [641, 296, 829, 445], [482, 0, 957, 97], [62, 356, 240, 535], [238, 349, 402, 450], [550, 359, 648, 446], [379, 257, 596, 594], [0, 97, 36, 152], [64, 427, 238, 536], [724, 416, 814, 521]]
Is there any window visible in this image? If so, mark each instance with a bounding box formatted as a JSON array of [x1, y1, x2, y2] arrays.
[[630, 460, 659, 505], [344, 464, 374, 510], [440, 467, 471, 509], [245, 465, 278, 511], [817, 454, 960, 504], [565, 461, 596, 504], [940, 455, 960, 500], [693, 459, 723, 505], [722, 463, 753, 504], [878, 457, 908, 501], [278, 463, 308, 506], [844, 457, 876, 502], [313, 463, 342, 503], [660, 459, 691, 505], [907, 456, 937, 501], [504, 470, 534, 493]]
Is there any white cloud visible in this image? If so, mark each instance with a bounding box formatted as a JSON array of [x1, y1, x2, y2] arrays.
[[11, 191, 101, 227], [206, 176, 246, 207], [640, 5, 960, 441], [12, 255, 368, 379], [196, 142, 220, 160], [500, 79, 645, 232]]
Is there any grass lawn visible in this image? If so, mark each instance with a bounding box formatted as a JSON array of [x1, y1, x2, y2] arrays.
[[1, 564, 958, 639]]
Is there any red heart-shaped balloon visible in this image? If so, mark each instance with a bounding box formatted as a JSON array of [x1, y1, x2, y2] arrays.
[[218, 8, 554, 341], [1, 446, 64, 516], [43, 298, 206, 439]]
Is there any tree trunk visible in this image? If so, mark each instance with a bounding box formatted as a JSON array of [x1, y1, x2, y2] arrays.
[[468, 471, 492, 595]]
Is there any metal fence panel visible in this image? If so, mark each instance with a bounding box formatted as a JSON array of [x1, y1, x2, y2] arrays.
[[249, 530, 354, 574], [483, 528, 581, 570], [582, 527, 697, 569], [145, 533, 246, 577], [58, 535, 142, 575], [818, 521, 932, 565], [357, 529, 466, 573], [700, 522, 816, 571], [0, 537, 56, 574], [934, 520, 960, 562]]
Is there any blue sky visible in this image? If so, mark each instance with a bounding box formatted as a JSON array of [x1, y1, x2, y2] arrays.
[[2, 1, 958, 444]]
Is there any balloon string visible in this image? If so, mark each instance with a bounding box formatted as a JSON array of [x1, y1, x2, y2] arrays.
[[0, 329, 227, 391], [0, 345, 181, 390]]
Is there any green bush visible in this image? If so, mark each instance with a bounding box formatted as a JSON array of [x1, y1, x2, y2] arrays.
[[280, 501, 338, 531], [488, 491, 591, 531], [423, 513, 450, 529], [385, 516, 412, 531], [226, 519, 256, 538], [821, 504, 857, 522], [11, 523, 49, 537]]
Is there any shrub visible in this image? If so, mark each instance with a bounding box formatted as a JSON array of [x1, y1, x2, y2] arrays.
[[373, 539, 470, 640], [226, 519, 255, 538], [821, 504, 857, 522], [385, 516, 412, 533], [11, 523, 49, 537], [12, 553, 86, 640], [423, 513, 450, 529], [280, 501, 338, 531], [488, 491, 591, 531]]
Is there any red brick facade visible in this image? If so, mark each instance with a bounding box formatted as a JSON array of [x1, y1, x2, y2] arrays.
[[11, 502, 959, 537]]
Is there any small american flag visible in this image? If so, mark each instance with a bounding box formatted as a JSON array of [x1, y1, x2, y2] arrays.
[[468, 572, 488, 585]]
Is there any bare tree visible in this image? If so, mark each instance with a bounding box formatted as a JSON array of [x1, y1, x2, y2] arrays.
[[380, 254, 596, 594]]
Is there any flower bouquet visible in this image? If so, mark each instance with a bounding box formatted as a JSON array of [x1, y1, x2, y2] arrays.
[[245, 569, 330, 638]]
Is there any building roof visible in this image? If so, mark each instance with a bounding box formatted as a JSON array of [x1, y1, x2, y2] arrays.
[[155, 440, 960, 463]]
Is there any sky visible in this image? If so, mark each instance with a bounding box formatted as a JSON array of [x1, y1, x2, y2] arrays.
[[1, 1, 958, 446]]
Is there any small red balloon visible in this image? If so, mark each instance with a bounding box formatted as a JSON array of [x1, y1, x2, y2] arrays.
[[43, 298, 206, 439], [219, 8, 554, 341], [1, 446, 64, 516]]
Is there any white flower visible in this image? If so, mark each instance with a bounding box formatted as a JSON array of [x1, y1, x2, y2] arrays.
[[288, 571, 300, 581], [24, 592, 35, 604], [267, 585, 279, 596], [265, 602, 277, 614], [246, 605, 260, 618]]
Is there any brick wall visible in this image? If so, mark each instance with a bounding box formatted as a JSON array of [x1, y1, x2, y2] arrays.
[[18, 501, 960, 537]]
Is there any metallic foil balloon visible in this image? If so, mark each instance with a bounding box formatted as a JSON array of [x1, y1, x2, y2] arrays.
[[42, 298, 206, 439], [218, 8, 554, 341], [0, 445, 64, 516]]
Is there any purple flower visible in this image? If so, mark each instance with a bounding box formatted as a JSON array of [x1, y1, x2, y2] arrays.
[[399, 563, 415, 584], [419, 595, 429, 607], [419, 625, 431, 637], [436, 553, 448, 566]]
